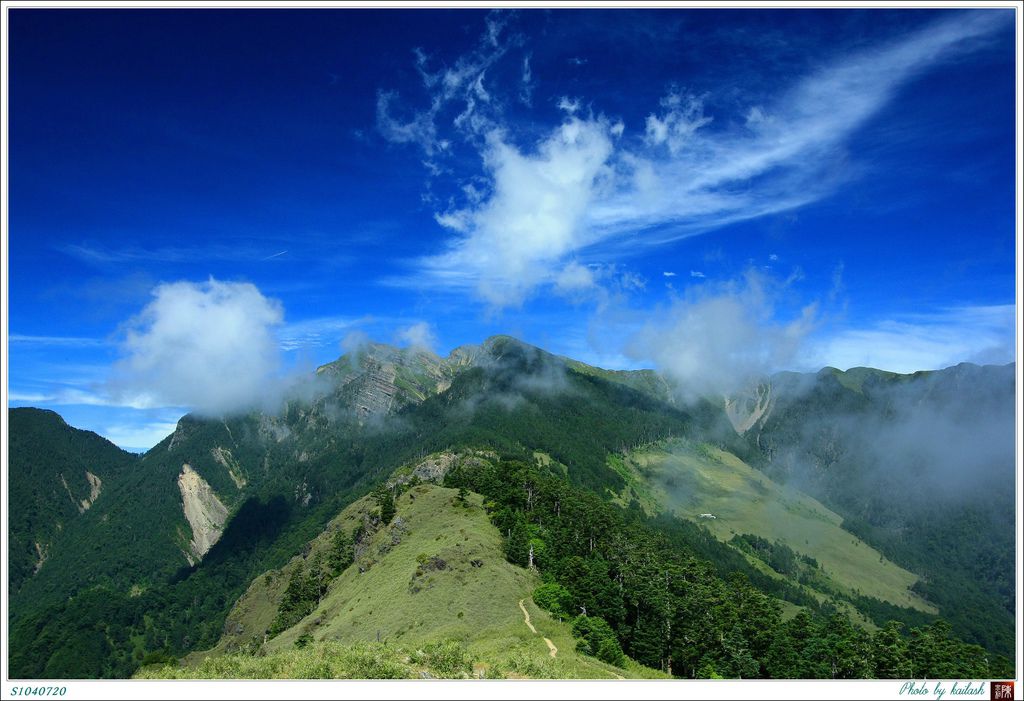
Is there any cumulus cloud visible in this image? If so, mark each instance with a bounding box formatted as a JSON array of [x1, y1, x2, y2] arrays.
[[626, 271, 818, 401], [394, 321, 438, 351], [109, 278, 285, 416], [382, 11, 1006, 307], [423, 116, 616, 306]]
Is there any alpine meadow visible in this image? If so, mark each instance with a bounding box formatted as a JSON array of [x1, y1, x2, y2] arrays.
[[2, 4, 1020, 697]]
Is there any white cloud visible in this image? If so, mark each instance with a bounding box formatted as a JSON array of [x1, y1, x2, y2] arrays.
[[102, 421, 179, 452], [109, 278, 285, 417], [587, 11, 1006, 246], [376, 12, 515, 156], [8, 391, 53, 402], [626, 271, 818, 400], [394, 321, 438, 351], [557, 96, 581, 114], [423, 117, 616, 306], [375, 89, 441, 155], [662, 271, 676, 277], [554, 262, 598, 297], [278, 315, 362, 351], [689, 270, 705, 279], [9, 334, 108, 347], [340, 329, 371, 355], [643, 87, 713, 155], [8, 386, 179, 410], [807, 304, 1015, 373], [520, 54, 533, 105], [384, 11, 1006, 308]]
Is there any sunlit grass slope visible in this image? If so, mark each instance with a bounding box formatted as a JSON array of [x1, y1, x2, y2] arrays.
[[143, 484, 662, 679], [619, 439, 936, 614]]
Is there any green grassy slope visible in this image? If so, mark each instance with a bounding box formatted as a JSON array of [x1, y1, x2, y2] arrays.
[[619, 439, 935, 614], [173, 484, 661, 679], [750, 362, 1015, 657]]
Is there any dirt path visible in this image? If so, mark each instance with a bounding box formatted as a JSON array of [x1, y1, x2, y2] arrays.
[[518, 599, 558, 658]]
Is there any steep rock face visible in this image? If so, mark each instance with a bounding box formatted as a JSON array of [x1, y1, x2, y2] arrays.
[[724, 382, 773, 435], [82, 471, 102, 511], [178, 464, 229, 564], [315, 343, 455, 418]]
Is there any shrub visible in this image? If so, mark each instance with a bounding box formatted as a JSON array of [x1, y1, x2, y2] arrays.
[[421, 639, 472, 678], [571, 615, 626, 667], [532, 582, 573, 618]]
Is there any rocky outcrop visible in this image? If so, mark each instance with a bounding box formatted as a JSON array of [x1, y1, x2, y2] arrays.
[[178, 464, 229, 562], [390, 450, 496, 488], [59, 471, 102, 513], [33, 541, 48, 574], [82, 471, 102, 511], [315, 343, 458, 419], [211, 447, 247, 489], [725, 381, 773, 435]]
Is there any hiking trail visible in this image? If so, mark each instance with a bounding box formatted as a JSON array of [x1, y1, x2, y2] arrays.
[[518, 598, 557, 658]]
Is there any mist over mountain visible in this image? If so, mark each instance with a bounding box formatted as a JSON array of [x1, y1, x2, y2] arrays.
[[6, 335, 1016, 679]]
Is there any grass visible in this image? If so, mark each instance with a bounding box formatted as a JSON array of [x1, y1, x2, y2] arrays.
[[172, 483, 664, 679], [621, 440, 936, 614]]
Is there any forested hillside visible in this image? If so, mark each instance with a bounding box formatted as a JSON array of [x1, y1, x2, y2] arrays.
[[6, 339, 1016, 679]]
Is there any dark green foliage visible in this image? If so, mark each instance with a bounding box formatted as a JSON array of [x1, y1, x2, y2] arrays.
[[729, 534, 822, 585], [532, 583, 573, 618], [872, 621, 911, 678], [328, 528, 354, 575], [572, 615, 626, 667], [450, 456, 998, 679], [373, 485, 396, 525], [269, 565, 317, 636], [7, 408, 141, 599], [8, 348, 1013, 679]]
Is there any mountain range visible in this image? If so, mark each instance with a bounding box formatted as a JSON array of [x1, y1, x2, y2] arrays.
[[6, 336, 1016, 678]]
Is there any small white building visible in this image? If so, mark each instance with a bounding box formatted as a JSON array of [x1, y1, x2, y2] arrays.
[[699, 513, 716, 519]]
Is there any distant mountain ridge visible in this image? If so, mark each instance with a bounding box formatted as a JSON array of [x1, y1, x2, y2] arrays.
[[6, 336, 1016, 677]]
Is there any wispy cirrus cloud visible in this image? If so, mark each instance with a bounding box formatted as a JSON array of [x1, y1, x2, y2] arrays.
[[57, 242, 301, 265], [376, 11, 523, 163], [807, 304, 1016, 373], [101, 421, 180, 453], [380, 10, 1007, 308], [277, 315, 365, 351], [8, 386, 176, 410], [9, 334, 109, 347]]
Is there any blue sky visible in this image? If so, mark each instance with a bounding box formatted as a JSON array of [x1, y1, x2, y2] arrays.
[[5, 7, 1018, 450]]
